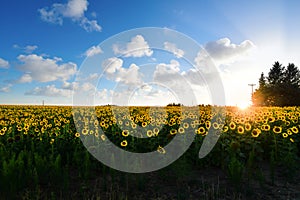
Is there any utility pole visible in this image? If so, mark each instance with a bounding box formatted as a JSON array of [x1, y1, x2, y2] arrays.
[[42, 100, 44, 106], [248, 84, 256, 104]]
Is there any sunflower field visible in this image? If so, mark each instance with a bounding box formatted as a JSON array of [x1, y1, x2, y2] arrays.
[[0, 105, 299, 199]]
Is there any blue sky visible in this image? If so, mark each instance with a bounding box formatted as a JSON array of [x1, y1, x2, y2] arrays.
[[1, 0, 300, 106]]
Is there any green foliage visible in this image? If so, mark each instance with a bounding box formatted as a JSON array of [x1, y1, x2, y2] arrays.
[[253, 61, 300, 106], [227, 155, 244, 190]]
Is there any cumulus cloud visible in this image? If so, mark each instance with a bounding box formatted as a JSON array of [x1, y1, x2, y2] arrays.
[[84, 45, 103, 57], [164, 42, 185, 58], [17, 54, 77, 83], [39, 0, 101, 32], [194, 49, 216, 72], [153, 59, 180, 83], [81, 82, 95, 92], [112, 35, 153, 57], [101, 57, 143, 85], [197, 38, 255, 65], [102, 57, 123, 74], [95, 88, 108, 99], [17, 74, 33, 83], [194, 38, 255, 73], [115, 63, 142, 85], [0, 58, 9, 68], [25, 84, 72, 97], [62, 81, 79, 90]]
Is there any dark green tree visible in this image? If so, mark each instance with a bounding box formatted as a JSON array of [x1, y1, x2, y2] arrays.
[[253, 62, 300, 106], [258, 72, 266, 89], [283, 63, 300, 87], [253, 73, 267, 106], [267, 61, 285, 85]]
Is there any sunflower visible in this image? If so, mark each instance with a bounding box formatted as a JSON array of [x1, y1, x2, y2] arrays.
[[273, 126, 282, 134], [229, 121, 236, 130], [268, 116, 275, 123], [223, 126, 229, 133], [157, 145, 166, 154], [100, 121, 105, 127], [262, 124, 270, 131], [178, 127, 185, 134], [245, 123, 252, 131], [170, 129, 177, 135], [197, 127, 206, 135], [147, 130, 153, 137], [17, 126, 23, 132], [121, 140, 128, 147], [282, 133, 288, 138], [205, 121, 211, 130], [131, 123, 137, 129], [50, 138, 55, 145], [212, 122, 219, 130], [237, 125, 244, 134], [291, 126, 298, 134], [251, 128, 261, 138], [101, 134, 106, 141], [82, 129, 89, 135], [75, 132, 80, 137], [183, 122, 189, 129], [122, 130, 129, 137], [290, 138, 294, 143], [142, 122, 148, 127], [153, 127, 159, 136]]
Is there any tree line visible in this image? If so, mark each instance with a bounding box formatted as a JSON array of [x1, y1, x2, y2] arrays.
[[252, 61, 300, 106]]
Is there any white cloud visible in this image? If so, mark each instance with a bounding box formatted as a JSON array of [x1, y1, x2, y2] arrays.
[[84, 45, 103, 57], [153, 59, 180, 82], [24, 45, 38, 53], [87, 73, 99, 80], [62, 81, 79, 90], [102, 57, 123, 74], [25, 45, 38, 53], [194, 49, 216, 72], [164, 42, 185, 58], [115, 63, 142, 85], [39, 0, 101, 32], [128, 88, 179, 106], [203, 38, 255, 63], [17, 54, 77, 82], [63, 0, 88, 18], [0, 84, 12, 92], [81, 82, 95, 92], [25, 85, 72, 97], [101, 57, 143, 86], [79, 17, 101, 32], [17, 74, 33, 83], [13, 45, 38, 53], [112, 35, 153, 57], [95, 88, 107, 99], [194, 38, 255, 73], [0, 58, 9, 68]]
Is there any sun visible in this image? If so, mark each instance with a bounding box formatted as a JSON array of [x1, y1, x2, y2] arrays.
[[237, 102, 250, 110]]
